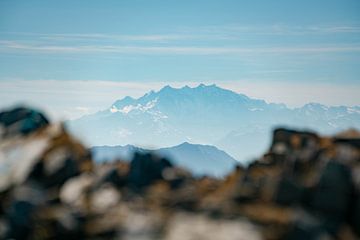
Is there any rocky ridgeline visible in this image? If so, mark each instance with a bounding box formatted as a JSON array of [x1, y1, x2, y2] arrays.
[[0, 107, 359, 240]]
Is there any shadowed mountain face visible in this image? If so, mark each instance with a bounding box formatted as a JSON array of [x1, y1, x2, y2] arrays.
[[68, 84, 360, 162], [91, 142, 237, 177]]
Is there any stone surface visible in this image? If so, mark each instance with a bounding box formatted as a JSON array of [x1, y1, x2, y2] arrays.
[[0, 106, 359, 239]]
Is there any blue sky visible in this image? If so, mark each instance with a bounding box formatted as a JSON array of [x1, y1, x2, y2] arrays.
[[0, 0, 359, 119]]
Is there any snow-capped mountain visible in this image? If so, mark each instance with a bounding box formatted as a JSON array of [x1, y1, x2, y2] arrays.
[[91, 142, 237, 177], [67, 84, 360, 162]]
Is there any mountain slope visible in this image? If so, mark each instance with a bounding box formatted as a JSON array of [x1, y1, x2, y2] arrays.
[[68, 84, 360, 162], [91, 142, 237, 177]]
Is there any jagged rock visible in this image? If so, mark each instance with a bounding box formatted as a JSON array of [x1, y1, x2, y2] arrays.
[[128, 152, 173, 190], [275, 177, 306, 206], [164, 212, 262, 240], [0, 106, 49, 138], [100, 162, 129, 189], [309, 161, 353, 235], [0, 106, 359, 239], [0, 122, 92, 193]]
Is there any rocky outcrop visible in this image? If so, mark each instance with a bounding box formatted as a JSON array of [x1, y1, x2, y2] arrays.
[[0, 107, 359, 239]]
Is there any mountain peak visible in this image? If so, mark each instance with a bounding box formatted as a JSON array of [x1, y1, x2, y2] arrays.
[[178, 141, 192, 146], [159, 83, 220, 93], [196, 83, 218, 89], [112, 96, 135, 108], [301, 102, 329, 111], [161, 85, 175, 91]]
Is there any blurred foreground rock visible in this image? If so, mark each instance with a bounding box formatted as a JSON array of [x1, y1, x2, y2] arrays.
[[0, 107, 359, 240]]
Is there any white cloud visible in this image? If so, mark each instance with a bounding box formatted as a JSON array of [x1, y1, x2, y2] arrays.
[[0, 79, 359, 121], [0, 32, 191, 42], [1, 40, 360, 55], [1, 24, 359, 56], [217, 81, 360, 108], [3, 24, 359, 42]]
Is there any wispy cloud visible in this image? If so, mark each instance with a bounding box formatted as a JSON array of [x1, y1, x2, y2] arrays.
[[197, 24, 360, 36], [1, 40, 360, 55], [1, 23, 359, 42], [1, 23, 359, 56], [0, 32, 193, 42], [307, 26, 360, 34]]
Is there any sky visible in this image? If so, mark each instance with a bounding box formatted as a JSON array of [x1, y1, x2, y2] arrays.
[[0, 0, 359, 120]]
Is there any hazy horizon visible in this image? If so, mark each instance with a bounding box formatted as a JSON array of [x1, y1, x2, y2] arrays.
[[1, 0, 359, 120], [1, 81, 360, 121]]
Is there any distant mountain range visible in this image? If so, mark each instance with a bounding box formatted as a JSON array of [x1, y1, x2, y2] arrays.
[[68, 84, 360, 162], [91, 142, 237, 177]]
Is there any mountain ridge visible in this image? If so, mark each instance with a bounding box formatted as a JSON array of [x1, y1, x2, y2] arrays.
[[68, 84, 360, 162], [91, 141, 238, 176]]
